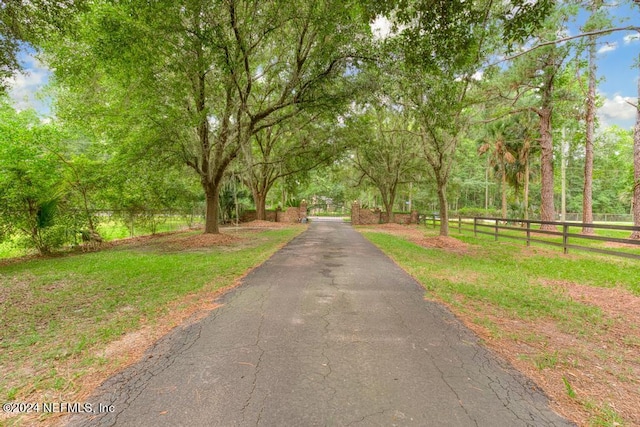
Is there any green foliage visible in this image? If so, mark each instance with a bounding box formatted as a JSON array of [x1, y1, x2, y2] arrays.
[[285, 198, 301, 208], [291, 164, 353, 210], [346, 103, 422, 219], [585, 402, 625, 426], [0, 96, 202, 253], [0, 98, 66, 253], [0, 0, 85, 93], [47, 0, 373, 233], [455, 207, 501, 218], [36, 198, 58, 230], [219, 175, 250, 224], [242, 115, 347, 218], [3, 0, 637, 243], [500, 0, 555, 49]]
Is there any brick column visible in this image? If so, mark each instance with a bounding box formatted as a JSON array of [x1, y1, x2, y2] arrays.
[[351, 201, 360, 225]]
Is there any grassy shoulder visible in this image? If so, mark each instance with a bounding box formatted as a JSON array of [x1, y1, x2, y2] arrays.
[[0, 225, 305, 425], [359, 225, 640, 427]]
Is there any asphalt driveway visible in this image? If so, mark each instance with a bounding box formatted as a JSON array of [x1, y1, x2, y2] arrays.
[[67, 221, 573, 426]]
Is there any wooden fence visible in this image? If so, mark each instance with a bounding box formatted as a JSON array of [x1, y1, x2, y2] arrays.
[[423, 215, 640, 261]]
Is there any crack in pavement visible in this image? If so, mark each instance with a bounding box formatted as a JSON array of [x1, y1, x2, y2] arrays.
[[240, 284, 271, 423], [319, 278, 339, 404], [422, 345, 480, 427], [345, 408, 392, 426], [67, 316, 205, 427]]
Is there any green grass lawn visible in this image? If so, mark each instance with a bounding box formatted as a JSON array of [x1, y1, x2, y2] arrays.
[[0, 226, 304, 423], [96, 216, 204, 241], [0, 240, 26, 259]]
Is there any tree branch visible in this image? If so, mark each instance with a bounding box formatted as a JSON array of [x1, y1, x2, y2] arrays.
[[497, 26, 640, 64]]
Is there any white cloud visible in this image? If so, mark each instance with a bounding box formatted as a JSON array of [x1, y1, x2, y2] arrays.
[[624, 33, 640, 44], [471, 70, 484, 81], [7, 51, 51, 113], [371, 16, 393, 41], [598, 93, 636, 128], [597, 42, 618, 55]]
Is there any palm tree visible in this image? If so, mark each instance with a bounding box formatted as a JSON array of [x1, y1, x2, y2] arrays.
[[510, 112, 539, 220], [479, 121, 516, 219]]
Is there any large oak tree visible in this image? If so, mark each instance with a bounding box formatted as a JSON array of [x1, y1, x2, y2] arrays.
[[48, 0, 369, 233]]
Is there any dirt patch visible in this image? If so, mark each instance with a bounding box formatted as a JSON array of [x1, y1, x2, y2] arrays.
[[543, 280, 640, 326], [412, 236, 470, 253], [157, 232, 240, 251], [99, 300, 224, 361], [603, 241, 640, 249], [455, 282, 640, 426]]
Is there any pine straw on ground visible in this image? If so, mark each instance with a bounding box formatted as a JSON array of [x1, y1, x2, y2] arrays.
[[155, 232, 240, 250], [101, 229, 241, 251], [460, 282, 640, 426], [238, 220, 298, 228]]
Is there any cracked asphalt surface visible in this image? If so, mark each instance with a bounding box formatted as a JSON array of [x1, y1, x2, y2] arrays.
[[66, 220, 574, 426]]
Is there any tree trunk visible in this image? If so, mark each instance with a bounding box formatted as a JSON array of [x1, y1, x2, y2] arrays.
[[561, 130, 567, 221], [437, 178, 449, 236], [582, 34, 596, 234], [539, 106, 556, 230], [204, 183, 221, 234], [631, 63, 640, 239], [383, 201, 394, 223], [484, 157, 489, 211], [253, 190, 268, 221], [381, 189, 396, 224], [523, 156, 530, 221], [501, 164, 507, 219]]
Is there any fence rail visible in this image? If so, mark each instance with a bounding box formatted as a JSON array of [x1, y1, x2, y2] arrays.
[[425, 215, 640, 261], [559, 213, 633, 223]]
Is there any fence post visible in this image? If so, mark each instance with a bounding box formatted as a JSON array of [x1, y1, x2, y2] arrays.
[[562, 223, 569, 255], [432, 214, 436, 229], [474, 217, 477, 237], [526, 221, 531, 247], [458, 216, 461, 233], [494, 218, 499, 241]]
